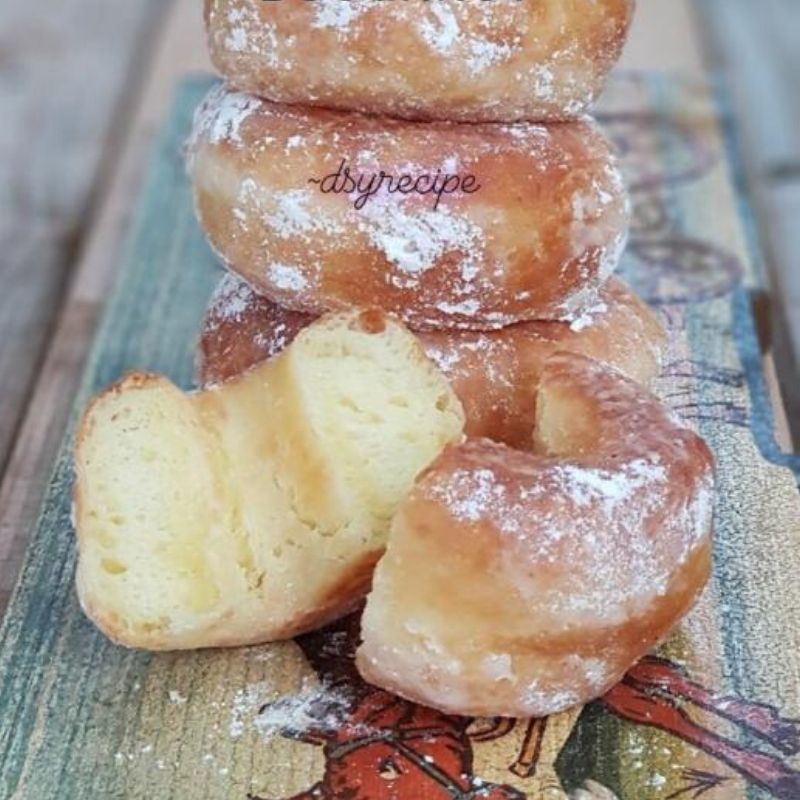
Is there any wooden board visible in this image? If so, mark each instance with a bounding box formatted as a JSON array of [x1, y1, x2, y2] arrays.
[[0, 0, 166, 477], [1, 73, 799, 800]]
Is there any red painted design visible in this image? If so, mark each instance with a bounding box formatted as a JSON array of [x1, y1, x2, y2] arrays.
[[602, 657, 800, 799], [250, 619, 800, 800], [248, 616, 524, 800]]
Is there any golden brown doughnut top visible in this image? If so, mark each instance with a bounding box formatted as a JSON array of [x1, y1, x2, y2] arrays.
[[206, 0, 636, 122]]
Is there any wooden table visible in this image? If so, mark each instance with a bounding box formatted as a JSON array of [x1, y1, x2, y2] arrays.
[[0, 0, 795, 612]]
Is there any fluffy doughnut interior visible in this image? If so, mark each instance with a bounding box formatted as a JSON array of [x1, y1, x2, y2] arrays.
[[357, 352, 715, 718], [74, 311, 464, 650]]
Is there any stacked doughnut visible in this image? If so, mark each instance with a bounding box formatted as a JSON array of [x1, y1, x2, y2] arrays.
[[73, 0, 715, 721]]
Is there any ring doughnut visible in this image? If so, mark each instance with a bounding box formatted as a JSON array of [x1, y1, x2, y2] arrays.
[[357, 352, 715, 717], [187, 85, 630, 331], [198, 274, 666, 448], [205, 0, 635, 123]]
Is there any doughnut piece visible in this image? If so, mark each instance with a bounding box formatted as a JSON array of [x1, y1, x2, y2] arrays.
[[205, 0, 635, 123], [357, 353, 715, 718], [198, 274, 666, 449], [74, 311, 464, 650], [187, 86, 630, 330]]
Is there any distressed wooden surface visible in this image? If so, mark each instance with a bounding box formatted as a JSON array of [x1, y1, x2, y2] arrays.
[[0, 0, 209, 612], [0, 0, 168, 478], [0, 72, 799, 800], [694, 0, 800, 438]]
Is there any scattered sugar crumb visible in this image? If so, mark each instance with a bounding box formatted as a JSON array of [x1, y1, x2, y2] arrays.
[[168, 690, 187, 705]]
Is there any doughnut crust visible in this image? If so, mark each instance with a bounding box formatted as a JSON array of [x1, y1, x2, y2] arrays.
[[205, 0, 635, 123], [187, 86, 630, 330], [198, 274, 666, 448], [73, 311, 463, 650], [357, 353, 715, 718]]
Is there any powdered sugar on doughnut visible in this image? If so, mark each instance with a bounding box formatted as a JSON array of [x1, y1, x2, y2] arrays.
[[311, 0, 371, 34], [361, 205, 485, 277], [188, 86, 631, 330], [417, 4, 519, 76], [189, 86, 264, 149], [207, 0, 635, 123], [261, 189, 344, 240], [199, 274, 312, 379], [569, 295, 611, 333], [204, 272, 256, 327], [265, 263, 308, 293]]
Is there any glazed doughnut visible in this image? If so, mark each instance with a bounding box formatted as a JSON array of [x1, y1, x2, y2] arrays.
[[357, 352, 715, 718], [204, 0, 635, 123], [187, 85, 630, 331], [198, 274, 666, 449]]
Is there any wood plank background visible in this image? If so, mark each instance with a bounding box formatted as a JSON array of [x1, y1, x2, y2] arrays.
[[695, 0, 800, 439], [0, 0, 168, 477]]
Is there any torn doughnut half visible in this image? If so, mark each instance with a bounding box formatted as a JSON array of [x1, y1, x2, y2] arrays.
[[73, 311, 464, 650], [187, 85, 630, 331], [198, 274, 667, 450], [357, 352, 715, 718]]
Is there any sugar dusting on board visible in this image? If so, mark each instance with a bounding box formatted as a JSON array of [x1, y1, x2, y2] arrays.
[[253, 682, 353, 738], [230, 678, 353, 740]]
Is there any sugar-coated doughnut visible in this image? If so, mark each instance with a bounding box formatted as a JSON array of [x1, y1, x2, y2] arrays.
[[198, 274, 666, 448], [205, 0, 635, 123], [357, 352, 715, 717], [74, 311, 463, 650], [187, 85, 630, 331]]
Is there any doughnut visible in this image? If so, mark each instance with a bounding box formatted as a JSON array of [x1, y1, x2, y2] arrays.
[[204, 0, 635, 123], [198, 274, 666, 449], [73, 311, 463, 650], [187, 85, 630, 331], [357, 352, 715, 717]]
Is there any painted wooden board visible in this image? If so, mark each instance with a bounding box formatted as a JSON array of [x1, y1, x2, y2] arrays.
[[0, 73, 799, 800]]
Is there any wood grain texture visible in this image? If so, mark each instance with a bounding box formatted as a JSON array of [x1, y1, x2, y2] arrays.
[[0, 74, 798, 800], [694, 0, 800, 437], [620, 0, 704, 74], [0, 0, 167, 476]]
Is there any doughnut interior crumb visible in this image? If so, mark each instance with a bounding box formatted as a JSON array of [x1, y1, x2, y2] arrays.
[[74, 312, 464, 650]]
